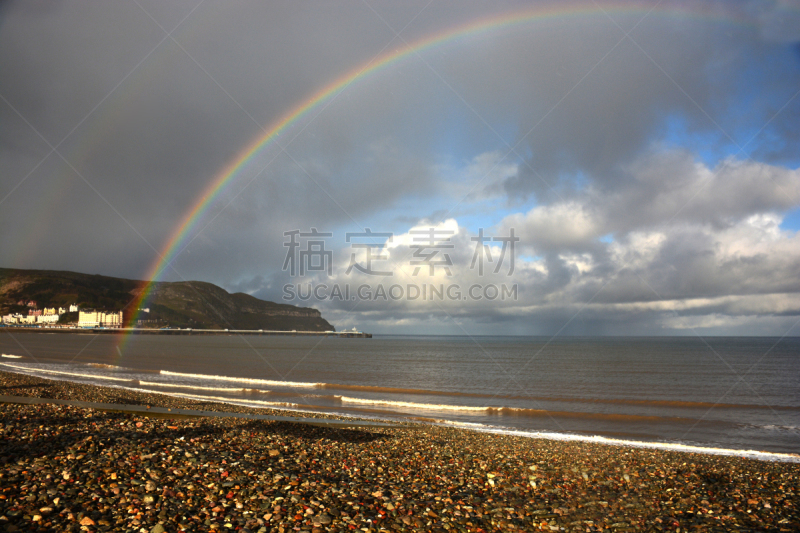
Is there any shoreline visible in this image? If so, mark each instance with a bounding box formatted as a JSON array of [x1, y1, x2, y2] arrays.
[[122, 386, 800, 464], [3, 365, 799, 463], [1, 370, 799, 532]]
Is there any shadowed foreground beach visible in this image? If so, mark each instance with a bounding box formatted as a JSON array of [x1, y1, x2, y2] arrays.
[[1, 370, 798, 533]]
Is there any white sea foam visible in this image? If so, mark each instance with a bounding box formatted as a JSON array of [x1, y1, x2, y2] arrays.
[[340, 396, 489, 412], [455, 425, 800, 463], [160, 370, 319, 388], [1, 354, 23, 359], [760, 424, 800, 432], [243, 388, 273, 395], [0, 362, 135, 382], [134, 388, 301, 409], [138, 381, 247, 392]]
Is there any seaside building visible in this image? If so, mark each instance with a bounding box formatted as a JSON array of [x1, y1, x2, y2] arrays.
[[103, 310, 123, 327], [2, 314, 22, 325], [21, 315, 37, 325], [28, 309, 42, 317], [58, 307, 67, 314], [69, 304, 79, 313], [43, 307, 57, 316], [37, 314, 60, 324], [78, 311, 96, 327], [78, 310, 123, 328]]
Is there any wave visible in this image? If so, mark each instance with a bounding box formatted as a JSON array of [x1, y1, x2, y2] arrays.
[[159, 370, 320, 388], [759, 424, 800, 432], [151, 370, 799, 412], [119, 385, 800, 463], [88, 363, 127, 370], [396, 417, 800, 463], [138, 381, 249, 392], [466, 426, 800, 463], [329, 383, 795, 410], [134, 388, 302, 408], [488, 406, 709, 424], [341, 396, 488, 412], [0, 362, 136, 382], [339, 395, 727, 425], [124, 388, 388, 420], [1, 354, 23, 359]]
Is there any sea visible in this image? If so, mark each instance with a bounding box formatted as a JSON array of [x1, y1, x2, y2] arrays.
[[1, 334, 798, 461]]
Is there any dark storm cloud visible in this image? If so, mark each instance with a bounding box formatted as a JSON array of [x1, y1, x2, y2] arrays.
[[1, 0, 798, 334], [484, 6, 800, 200]]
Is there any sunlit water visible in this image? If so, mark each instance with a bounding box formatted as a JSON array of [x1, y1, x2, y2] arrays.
[[1, 334, 798, 458]]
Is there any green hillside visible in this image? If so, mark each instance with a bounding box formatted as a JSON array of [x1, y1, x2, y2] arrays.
[[0, 268, 333, 331]]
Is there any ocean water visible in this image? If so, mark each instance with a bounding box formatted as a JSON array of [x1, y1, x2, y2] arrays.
[[1, 334, 798, 458]]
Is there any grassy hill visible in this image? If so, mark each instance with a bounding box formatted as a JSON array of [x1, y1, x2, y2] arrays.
[[0, 268, 333, 331]]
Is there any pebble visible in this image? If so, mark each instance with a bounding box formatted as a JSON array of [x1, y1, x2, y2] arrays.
[[1, 369, 799, 532]]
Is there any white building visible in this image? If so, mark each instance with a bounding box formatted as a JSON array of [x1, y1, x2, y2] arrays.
[[37, 314, 60, 324], [2, 314, 22, 325], [78, 311, 95, 327], [79, 310, 123, 328], [103, 310, 123, 327], [69, 304, 79, 313]]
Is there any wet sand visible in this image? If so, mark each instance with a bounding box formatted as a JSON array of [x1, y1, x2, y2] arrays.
[[1, 370, 798, 532]]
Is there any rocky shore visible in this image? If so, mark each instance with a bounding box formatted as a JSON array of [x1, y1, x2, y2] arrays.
[[1, 370, 798, 532]]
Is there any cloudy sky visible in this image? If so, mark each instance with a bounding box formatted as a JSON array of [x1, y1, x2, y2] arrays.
[[1, 0, 799, 335]]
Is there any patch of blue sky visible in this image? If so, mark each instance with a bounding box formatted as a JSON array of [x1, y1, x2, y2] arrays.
[[660, 113, 740, 166], [453, 210, 514, 235], [658, 42, 799, 169], [780, 206, 800, 232], [716, 44, 800, 167]]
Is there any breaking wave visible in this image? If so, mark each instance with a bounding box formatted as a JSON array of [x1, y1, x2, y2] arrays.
[[133, 388, 302, 409], [0, 362, 135, 382], [138, 381, 250, 392], [159, 370, 319, 388]]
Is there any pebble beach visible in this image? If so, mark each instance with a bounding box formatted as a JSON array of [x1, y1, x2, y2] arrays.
[[1, 370, 798, 533]]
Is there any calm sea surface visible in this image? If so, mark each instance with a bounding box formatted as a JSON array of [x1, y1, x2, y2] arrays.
[[1, 334, 798, 456]]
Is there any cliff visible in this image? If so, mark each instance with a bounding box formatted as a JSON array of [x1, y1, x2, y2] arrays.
[[0, 268, 333, 331]]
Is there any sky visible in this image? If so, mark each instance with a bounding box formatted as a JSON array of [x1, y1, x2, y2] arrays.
[[1, 0, 799, 335]]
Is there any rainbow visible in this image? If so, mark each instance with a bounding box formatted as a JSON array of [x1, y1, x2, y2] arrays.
[[122, 0, 753, 334]]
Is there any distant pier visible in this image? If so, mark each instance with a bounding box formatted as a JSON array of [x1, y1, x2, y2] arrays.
[[0, 327, 371, 338]]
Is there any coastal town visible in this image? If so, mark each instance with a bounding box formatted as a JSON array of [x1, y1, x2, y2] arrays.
[[1, 300, 126, 328]]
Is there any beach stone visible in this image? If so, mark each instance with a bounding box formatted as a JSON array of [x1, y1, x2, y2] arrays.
[[2, 370, 800, 533], [150, 524, 166, 533]]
